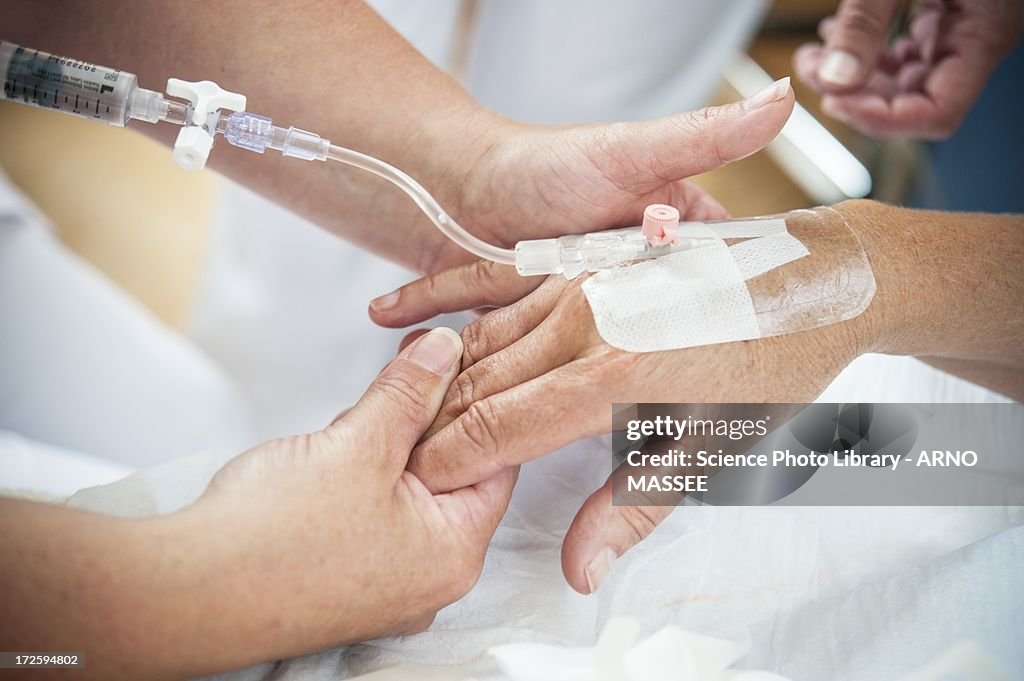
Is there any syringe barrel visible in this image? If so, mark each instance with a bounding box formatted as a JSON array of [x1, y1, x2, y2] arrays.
[[0, 40, 138, 126]]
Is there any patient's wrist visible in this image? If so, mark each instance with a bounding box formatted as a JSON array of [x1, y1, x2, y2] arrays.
[[831, 199, 928, 357]]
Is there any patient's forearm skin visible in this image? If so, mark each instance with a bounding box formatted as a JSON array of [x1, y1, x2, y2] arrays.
[[837, 200, 1024, 399]]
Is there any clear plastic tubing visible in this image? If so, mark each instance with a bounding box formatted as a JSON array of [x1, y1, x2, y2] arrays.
[[218, 110, 516, 266], [326, 145, 517, 266]]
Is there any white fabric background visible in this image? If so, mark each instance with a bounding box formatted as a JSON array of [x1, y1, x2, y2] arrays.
[[64, 438, 1023, 681]]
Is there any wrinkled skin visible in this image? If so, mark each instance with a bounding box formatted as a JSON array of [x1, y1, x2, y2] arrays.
[[371, 261, 868, 594], [193, 329, 518, 651]]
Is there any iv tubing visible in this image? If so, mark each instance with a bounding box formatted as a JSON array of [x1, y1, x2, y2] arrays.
[[326, 145, 516, 266]]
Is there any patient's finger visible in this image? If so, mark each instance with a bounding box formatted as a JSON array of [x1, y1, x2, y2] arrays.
[[369, 260, 545, 328], [393, 612, 438, 636], [425, 315, 581, 439], [561, 470, 677, 595], [458, 276, 568, 369], [410, 358, 612, 493]]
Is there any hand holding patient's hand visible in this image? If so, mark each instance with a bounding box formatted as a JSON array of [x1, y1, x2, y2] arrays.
[[793, 0, 1022, 138], [187, 328, 516, 663], [371, 265, 868, 595]]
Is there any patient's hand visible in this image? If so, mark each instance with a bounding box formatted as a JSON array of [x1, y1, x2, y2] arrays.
[[191, 328, 517, 664], [370, 264, 867, 595], [369, 199, 1024, 594]]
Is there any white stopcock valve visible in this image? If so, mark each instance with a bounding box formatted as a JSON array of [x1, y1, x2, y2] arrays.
[[165, 78, 247, 171]]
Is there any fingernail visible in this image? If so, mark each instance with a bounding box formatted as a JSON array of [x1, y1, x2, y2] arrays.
[[820, 96, 850, 124], [743, 77, 791, 110], [405, 327, 461, 375], [370, 290, 400, 312], [818, 50, 860, 86], [583, 548, 617, 594]]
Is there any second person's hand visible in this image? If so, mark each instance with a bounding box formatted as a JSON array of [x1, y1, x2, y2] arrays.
[[373, 79, 795, 275], [793, 0, 1022, 138], [170, 328, 518, 672]]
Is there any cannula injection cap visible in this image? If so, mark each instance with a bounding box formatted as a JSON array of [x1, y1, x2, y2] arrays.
[[642, 204, 680, 246]]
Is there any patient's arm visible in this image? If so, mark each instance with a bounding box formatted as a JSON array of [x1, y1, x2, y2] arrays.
[[0, 328, 516, 679], [841, 200, 1024, 396], [368, 200, 1024, 593], [4, 0, 792, 273]]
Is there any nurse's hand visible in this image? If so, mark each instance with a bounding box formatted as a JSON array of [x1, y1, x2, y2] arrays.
[[408, 79, 794, 274], [793, 0, 1022, 138], [0, 327, 516, 680], [189, 327, 517, 665], [369, 265, 867, 595]]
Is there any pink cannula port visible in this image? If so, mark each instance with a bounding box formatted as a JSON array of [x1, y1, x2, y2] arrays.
[[641, 204, 680, 246]]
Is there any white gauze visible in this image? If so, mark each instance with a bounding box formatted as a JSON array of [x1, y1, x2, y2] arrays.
[[582, 219, 808, 352]]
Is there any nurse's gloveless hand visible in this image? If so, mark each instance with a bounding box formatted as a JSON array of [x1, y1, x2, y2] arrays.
[[183, 328, 517, 666], [408, 79, 795, 274], [793, 0, 1022, 139], [369, 262, 870, 595]]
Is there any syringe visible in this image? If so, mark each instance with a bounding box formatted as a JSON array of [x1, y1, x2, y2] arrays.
[[1, 39, 719, 278], [0, 41, 184, 126]]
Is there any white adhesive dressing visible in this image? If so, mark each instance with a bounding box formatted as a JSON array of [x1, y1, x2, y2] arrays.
[[730, 232, 809, 281], [582, 212, 873, 353], [582, 225, 759, 352], [707, 218, 789, 240]]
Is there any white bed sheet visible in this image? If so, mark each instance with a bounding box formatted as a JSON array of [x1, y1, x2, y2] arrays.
[[65, 436, 1023, 681]]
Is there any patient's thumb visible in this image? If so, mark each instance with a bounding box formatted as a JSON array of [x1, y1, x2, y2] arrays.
[[330, 327, 462, 464], [561, 481, 675, 595]]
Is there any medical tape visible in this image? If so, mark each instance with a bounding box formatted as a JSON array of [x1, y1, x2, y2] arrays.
[[582, 229, 759, 352], [704, 217, 789, 239], [582, 209, 873, 352], [730, 232, 810, 281]]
